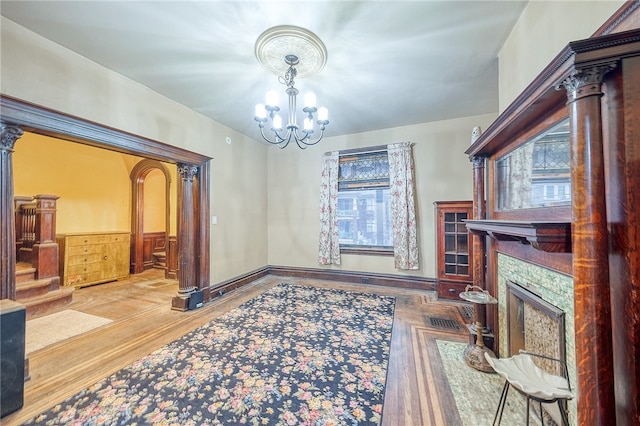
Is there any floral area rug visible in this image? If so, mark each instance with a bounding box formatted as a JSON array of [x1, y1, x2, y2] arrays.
[[24, 283, 396, 426]]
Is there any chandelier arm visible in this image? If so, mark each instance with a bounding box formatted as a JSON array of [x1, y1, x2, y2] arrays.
[[298, 127, 326, 147], [259, 125, 289, 146]]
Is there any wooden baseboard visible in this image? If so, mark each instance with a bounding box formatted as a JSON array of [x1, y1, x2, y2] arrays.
[[205, 265, 435, 302], [267, 265, 436, 291]]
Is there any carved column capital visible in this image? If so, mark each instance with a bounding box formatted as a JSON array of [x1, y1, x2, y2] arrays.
[[178, 164, 198, 181], [558, 63, 617, 102], [470, 156, 486, 169], [1, 123, 24, 152]]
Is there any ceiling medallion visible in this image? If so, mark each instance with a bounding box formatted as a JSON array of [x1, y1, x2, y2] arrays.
[[255, 25, 327, 79]]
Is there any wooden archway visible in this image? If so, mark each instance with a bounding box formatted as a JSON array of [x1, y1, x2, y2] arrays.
[[130, 159, 171, 275], [0, 95, 211, 309]]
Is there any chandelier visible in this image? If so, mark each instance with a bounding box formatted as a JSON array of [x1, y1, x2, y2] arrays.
[[253, 26, 330, 149]]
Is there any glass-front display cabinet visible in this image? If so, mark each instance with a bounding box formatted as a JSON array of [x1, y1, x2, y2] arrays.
[[434, 201, 473, 300]]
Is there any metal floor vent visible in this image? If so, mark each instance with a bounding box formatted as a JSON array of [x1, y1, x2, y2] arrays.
[[460, 305, 474, 321], [428, 317, 462, 331], [145, 280, 175, 288]]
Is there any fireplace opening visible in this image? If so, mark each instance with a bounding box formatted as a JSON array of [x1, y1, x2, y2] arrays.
[[506, 281, 566, 376], [506, 281, 568, 424]]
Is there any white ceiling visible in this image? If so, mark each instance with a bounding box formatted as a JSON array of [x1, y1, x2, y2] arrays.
[[0, 1, 528, 140]]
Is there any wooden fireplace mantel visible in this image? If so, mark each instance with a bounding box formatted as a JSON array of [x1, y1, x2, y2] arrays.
[[464, 220, 572, 253]]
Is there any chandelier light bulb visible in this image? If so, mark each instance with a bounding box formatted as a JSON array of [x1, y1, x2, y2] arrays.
[[304, 93, 317, 108], [266, 90, 279, 107], [303, 117, 313, 131], [318, 107, 329, 122], [254, 104, 267, 119], [272, 114, 283, 131]]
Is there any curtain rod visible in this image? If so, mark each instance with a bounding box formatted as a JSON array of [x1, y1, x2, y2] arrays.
[[324, 144, 388, 157], [324, 142, 412, 156]]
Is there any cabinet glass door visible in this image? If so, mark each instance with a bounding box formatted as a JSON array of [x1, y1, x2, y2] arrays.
[[443, 211, 469, 276]]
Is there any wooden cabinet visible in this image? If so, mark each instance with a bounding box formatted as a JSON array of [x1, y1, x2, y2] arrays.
[[434, 201, 473, 300], [57, 232, 130, 288]]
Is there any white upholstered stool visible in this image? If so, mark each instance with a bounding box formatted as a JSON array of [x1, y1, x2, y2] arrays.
[[484, 351, 574, 425]]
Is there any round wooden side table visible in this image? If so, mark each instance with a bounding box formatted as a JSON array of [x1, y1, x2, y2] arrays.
[[459, 285, 498, 373]]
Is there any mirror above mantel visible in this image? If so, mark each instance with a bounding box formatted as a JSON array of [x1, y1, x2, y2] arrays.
[[495, 119, 570, 212]]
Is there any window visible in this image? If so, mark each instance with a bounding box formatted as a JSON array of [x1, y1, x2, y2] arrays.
[[319, 141, 417, 268], [337, 149, 393, 250]]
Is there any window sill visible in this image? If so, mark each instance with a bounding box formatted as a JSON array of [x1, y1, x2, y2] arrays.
[[340, 246, 394, 256]]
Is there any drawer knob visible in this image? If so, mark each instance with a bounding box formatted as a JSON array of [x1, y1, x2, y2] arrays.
[[448, 288, 456, 293], [103, 256, 108, 260]]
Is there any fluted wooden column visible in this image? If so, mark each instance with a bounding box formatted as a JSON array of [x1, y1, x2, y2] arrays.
[[172, 163, 198, 311], [0, 123, 23, 300], [560, 63, 616, 425], [470, 156, 488, 330]]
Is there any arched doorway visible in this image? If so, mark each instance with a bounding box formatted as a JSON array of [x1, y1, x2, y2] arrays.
[[130, 160, 172, 276]]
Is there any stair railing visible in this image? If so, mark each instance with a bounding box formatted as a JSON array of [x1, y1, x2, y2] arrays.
[[14, 195, 59, 279], [14, 196, 36, 262]]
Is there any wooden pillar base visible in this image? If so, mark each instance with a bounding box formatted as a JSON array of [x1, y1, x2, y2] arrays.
[[171, 295, 189, 312]]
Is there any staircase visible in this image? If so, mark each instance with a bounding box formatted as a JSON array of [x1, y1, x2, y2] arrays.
[[13, 194, 74, 319], [152, 251, 167, 270], [16, 262, 74, 319]]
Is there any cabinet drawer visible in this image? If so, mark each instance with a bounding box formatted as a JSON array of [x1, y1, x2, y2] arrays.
[[66, 233, 129, 246], [67, 262, 103, 275], [67, 245, 103, 256], [67, 253, 102, 266], [438, 281, 470, 301], [63, 272, 102, 287]]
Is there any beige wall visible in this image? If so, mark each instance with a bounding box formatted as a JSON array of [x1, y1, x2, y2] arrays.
[[498, 0, 625, 110], [14, 133, 134, 233], [14, 132, 178, 234], [1, 17, 269, 284], [267, 113, 497, 278], [143, 169, 168, 233]]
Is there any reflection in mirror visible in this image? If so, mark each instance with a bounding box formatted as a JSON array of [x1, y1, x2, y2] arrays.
[[496, 119, 570, 211]]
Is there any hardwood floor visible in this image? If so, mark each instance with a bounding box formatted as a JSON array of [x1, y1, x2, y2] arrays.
[[3, 269, 473, 425]]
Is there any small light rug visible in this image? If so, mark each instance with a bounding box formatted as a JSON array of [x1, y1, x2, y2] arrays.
[[23, 283, 396, 425], [437, 340, 542, 426], [26, 310, 113, 354]]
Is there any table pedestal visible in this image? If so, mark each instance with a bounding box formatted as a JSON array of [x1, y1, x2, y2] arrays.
[[462, 320, 496, 372], [459, 286, 498, 373]]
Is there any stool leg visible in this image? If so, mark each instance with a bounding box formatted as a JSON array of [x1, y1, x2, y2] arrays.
[[526, 397, 530, 426], [558, 400, 570, 426], [539, 401, 545, 425], [493, 381, 510, 426]]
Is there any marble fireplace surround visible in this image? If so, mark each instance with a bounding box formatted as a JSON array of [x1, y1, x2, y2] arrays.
[[496, 253, 576, 420]]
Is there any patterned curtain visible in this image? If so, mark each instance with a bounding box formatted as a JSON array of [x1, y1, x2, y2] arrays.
[[388, 142, 419, 270], [318, 151, 341, 265], [506, 142, 535, 209]]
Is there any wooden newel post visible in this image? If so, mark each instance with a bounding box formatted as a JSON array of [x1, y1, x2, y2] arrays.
[[560, 63, 616, 425], [1, 123, 23, 300], [32, 194, 59, 279]]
